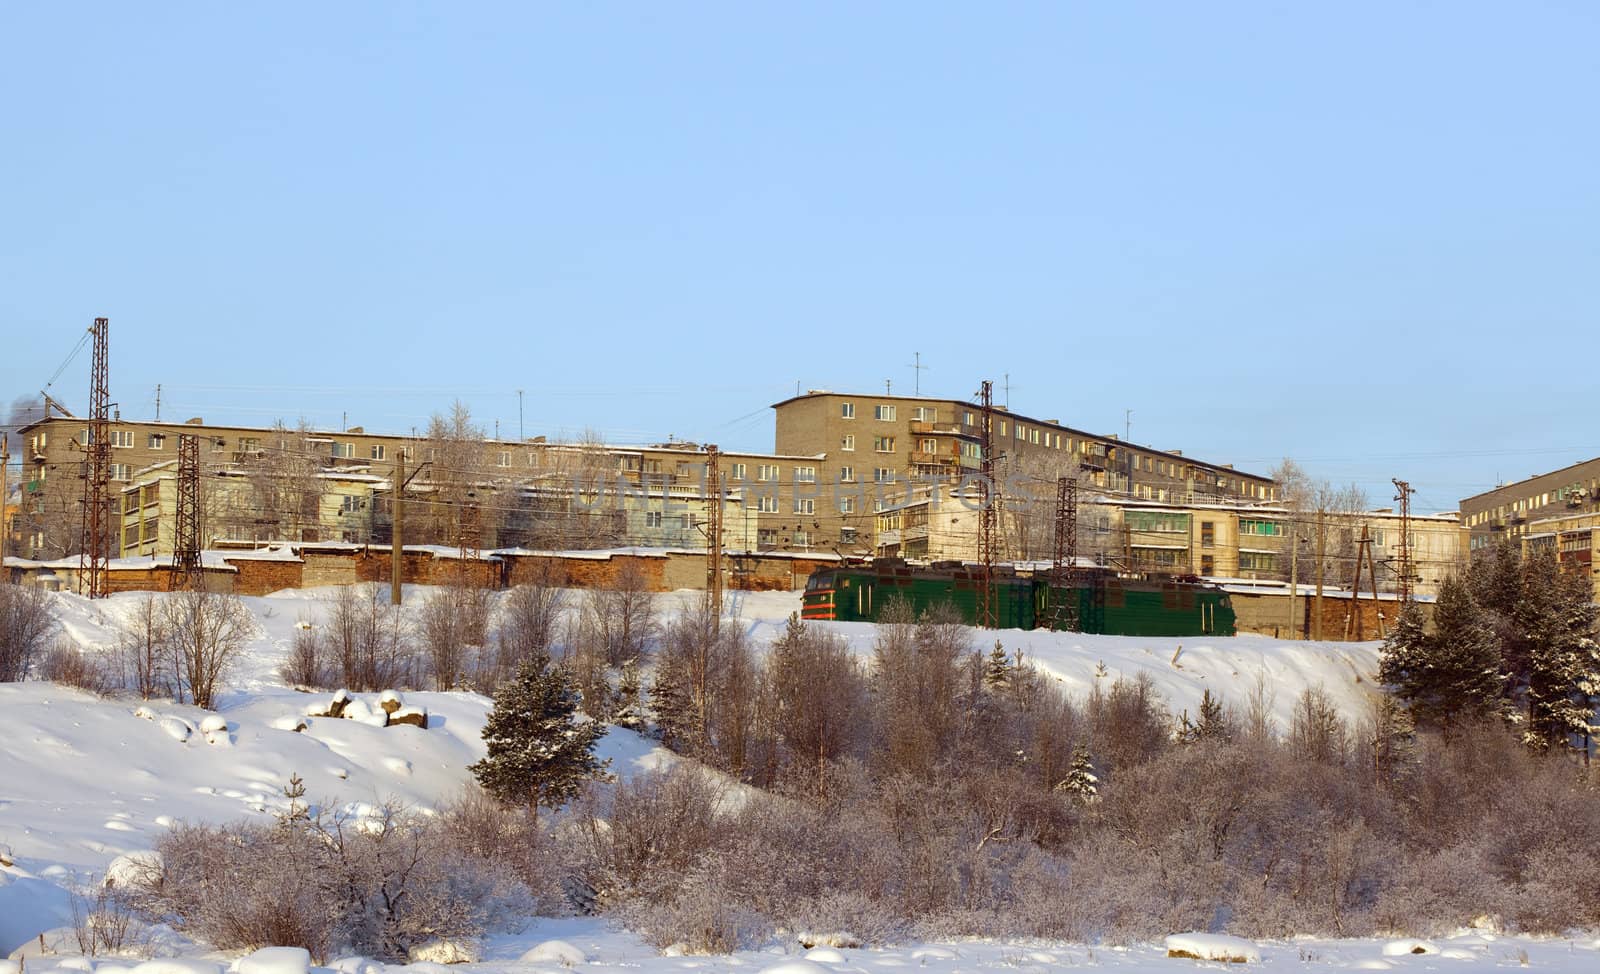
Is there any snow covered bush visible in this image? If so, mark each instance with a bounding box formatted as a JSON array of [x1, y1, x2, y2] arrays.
[[41, 638, 115, 694], [322, 584, 416, 692], [162, 589, 255, 709], [141, 803, 534, 963]]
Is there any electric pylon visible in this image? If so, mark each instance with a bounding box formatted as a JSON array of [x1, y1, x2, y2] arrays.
[[78, 317, 110, 598], [1393, 478, 1415, 606], [704, 444, 723, 622], [172, 433, 202, 590]]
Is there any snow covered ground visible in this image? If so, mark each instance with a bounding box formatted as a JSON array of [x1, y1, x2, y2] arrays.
[[2, 585, 1592, 970]]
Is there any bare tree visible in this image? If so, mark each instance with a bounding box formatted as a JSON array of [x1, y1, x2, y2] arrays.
[[422, 401, 488, 547], [577, 560, 656, 668], [495, 563, 567, 679], [419, 584, 492, 690], [0, 581, 56, 681], [323, 583, 414, 690], [117, 592, 170, 698], [163, 588, 254, 709]]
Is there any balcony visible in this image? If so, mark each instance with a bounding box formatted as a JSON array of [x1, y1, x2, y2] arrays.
[[910, 450, 954, 466], [909, 421, 966, 436]]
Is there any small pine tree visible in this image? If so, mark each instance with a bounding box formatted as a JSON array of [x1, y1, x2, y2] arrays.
[[1524, 558, 1600, 750], [469, 658, 609, 816], [612, 658, 647, 731], [1366, 693, 1416, 786], [1195, 688, 1228, 742], [983, 640, 1011, 689], [1057, 744, 1099, 802], [279, 771, 309, 825], [1377, 601, 1433, 711], [648, 652, 695, 751]]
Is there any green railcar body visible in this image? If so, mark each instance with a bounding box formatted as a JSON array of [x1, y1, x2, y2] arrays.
[[802, 560, 1236, 637]]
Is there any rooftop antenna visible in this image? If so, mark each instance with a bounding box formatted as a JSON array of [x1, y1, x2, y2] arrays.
[[909, 352, 928, 396], [517, 389, 524, 441], [1125, 409, 1132, 442], [885, 378, 892, 395]]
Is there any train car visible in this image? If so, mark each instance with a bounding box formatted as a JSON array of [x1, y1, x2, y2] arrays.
[[802, 560, 1235, 636]]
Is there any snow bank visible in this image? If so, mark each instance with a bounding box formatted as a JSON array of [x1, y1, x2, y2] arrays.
[[1165, 933, 1261, 962], [105, 849, 162, 888], [235, 946, 312, 974], [1382, 939, 1439, 956], [520, 940, 589, 966], [757, 961, 834, 974], [408, 939, 481, 964], [131, 960, 224, 974]]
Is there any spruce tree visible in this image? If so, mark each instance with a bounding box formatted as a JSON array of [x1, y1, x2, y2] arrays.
[[1057, 744, 1099, 802], [1524, 559, 1600, 750], [469, 658, 609, 815], [1377, 601, 1432, 713], [1394, 574, 1505, 729], [983, 640, 1011, 689], [611, 658, 647, 732], [648, 651, 695, 751]]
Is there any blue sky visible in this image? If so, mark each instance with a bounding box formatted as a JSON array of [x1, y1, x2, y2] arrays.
[[3, 2, 1596, 514]]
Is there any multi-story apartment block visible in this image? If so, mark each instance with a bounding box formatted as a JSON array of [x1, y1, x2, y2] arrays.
[[874, 485, 1463, 597], [1460, 456, 1600, 555], [772, 390, 1277, 555], [17, 413, 819, 559]]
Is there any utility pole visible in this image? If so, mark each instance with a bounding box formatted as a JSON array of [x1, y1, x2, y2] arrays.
[[1287, 522, 1299, 638], [155, 383, 161, 421], [172, 434, 202, 590], [1313, 510, 1326, 641], [1, 435, 9, 574], [1345, 525, 1366, 641], [78, 317, 110, 599], [517, 389, 524, 441], [1393, 479, 1415, 607], [976, 381, 998, 629], [391, 452, 405, 605]]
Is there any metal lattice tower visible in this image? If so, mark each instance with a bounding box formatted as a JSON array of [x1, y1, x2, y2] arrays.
[[704, 445, 723, 622], [78, 317, 110, 598], [457, 495, 482, 585], [172, 434, 203, 589], [1050, 476, 1080, 631], [975, 380, 997, 629], [1392, 478, 1415, 606]]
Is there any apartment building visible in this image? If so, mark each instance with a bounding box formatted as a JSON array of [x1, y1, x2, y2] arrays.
[[772, 390, 1277, 555], [1460, 456, 1600, 555], [873, 485, 1463, 597], [18, 413, 823, 558]]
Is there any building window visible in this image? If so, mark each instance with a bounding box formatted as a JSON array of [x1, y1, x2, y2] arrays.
[[794, 498, 816, 515], [913, 406, 936, 422], [239, 437, 260, 453], [793, 530, 810, 547], [1239, 519, 1283, 537], [340, 495, 365, 513], [1127, 511, 1189, 533], [109, 430, 134, 448], [918, 437, 937, 453], [874, 404, 896, 421], [874, 436, 895, 453], [757, 464, 779, 482], [1201, 554, 1214, 575], [841, 434, 855, 452], [839, 466, 856, 483], [795, 466, 817, 483], [497, 451, 512, 467], [371, 444, 386, 461], [841, 402, 855, 419], [1201, 521, 1215, 548], [645, 511, 663, 528], [109, 463, 131, 481], [331, 442, 354, 459], [756, 495, 779, 513], [840, 527, 858, 544], [874, 468, 895, 483], [839, 496, 856, 514], [758, 528, 779, 547], [1239, 551, 1278, 573], [731, 462, 746, 480]]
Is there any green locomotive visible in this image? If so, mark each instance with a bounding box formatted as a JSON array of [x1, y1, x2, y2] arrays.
[[801, 559, 1236, 636]]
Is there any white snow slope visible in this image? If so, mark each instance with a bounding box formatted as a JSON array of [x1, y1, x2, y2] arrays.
[[1, 585, 1590, 971]]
